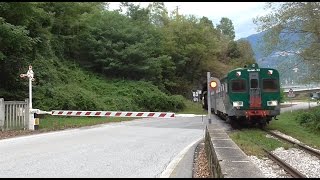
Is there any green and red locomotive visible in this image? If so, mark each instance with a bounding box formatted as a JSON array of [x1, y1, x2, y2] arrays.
[[202, 63, 281, 128]]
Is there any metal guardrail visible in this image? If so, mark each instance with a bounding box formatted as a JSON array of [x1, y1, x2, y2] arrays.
[[282, 87, 320, 93]]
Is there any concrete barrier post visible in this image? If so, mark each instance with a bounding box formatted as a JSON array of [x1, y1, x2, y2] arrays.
[[25, 98, 32, 130], [0, 98, 4, 130]]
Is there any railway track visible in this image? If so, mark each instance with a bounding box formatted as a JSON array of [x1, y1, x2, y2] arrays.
[[265, 130, 320, 159], [263, 148, 307, 178], [262, 130, 320, 178]]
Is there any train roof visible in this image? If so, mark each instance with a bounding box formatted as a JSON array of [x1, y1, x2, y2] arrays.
[[220, 63, 279, 80]]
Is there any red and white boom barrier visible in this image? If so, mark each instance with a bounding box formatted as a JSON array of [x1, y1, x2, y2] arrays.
[[51, 110, 175, 118]]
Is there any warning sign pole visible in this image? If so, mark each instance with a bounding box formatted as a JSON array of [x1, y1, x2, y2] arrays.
[[288, 88, 294, 113]]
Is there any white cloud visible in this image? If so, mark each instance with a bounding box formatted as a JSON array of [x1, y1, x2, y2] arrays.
[[108, 2, 270, 40]]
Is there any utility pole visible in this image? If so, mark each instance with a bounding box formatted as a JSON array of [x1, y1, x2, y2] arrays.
[[176, 5, 180, 16], [207, 72, 212, 124]]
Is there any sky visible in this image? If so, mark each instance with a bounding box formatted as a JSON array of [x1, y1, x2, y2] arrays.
[[108, 2, 270, 40]]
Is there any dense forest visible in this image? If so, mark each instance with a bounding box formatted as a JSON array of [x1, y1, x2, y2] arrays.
[[0, 2, 255, 111]]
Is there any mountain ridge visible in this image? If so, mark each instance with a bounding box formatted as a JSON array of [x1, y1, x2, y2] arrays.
[[241, 31, 307, 84]]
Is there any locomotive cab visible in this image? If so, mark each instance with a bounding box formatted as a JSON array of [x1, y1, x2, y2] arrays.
[[228, 63, 280, 127]]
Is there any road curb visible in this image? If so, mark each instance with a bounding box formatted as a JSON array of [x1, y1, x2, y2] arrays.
[[160, 137, 203, 178]]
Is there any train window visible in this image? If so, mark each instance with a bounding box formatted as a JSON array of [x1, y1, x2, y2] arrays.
[[263, 79, 278, 92], [231, 79, 246, 92], [250, 79, 258, 88]]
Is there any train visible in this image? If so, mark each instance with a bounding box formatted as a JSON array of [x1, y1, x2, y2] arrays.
[[201, 63, 281, 128]]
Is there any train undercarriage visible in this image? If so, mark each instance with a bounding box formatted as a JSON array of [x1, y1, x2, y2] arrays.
[[215, 109, 277, 129]]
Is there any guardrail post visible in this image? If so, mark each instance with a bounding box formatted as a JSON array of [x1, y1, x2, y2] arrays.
[[25, 98, 34, 130], [25, 98, 28, 130], [0, 98, 4, 130]]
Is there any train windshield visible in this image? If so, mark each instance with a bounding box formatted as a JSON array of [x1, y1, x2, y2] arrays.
[[263, 79, 278, 92], [231, 79, 246, 92]]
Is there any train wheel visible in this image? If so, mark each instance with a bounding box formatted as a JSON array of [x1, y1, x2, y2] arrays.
[[258, 122, 266, 129], [226, 116, 231, 123], [258, 118, 267, 129], [227, 116, 240, 129], [216, 111, 222, 119]]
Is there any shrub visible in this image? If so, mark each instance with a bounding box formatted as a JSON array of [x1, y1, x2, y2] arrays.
[[295, 107, 320, 132], [32, 60, 187, 112]]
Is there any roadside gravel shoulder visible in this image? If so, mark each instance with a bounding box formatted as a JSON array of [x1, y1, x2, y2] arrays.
[[193, 141, 211, 178], [0, 130, 42, 140]]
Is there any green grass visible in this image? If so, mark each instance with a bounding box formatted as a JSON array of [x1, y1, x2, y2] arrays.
[[178, 100, 206, 114], [267, 108, 320, 148], [229, 128, 292, 158], [38, 115, 136, 131]]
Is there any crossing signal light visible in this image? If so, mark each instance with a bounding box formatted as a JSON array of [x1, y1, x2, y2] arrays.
[[210, 81, 217, 89], [207, 76, 220, 91]]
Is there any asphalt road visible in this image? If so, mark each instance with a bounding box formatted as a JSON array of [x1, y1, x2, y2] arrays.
[[0, 115, 206, 178], [0, 102, 318, 178]]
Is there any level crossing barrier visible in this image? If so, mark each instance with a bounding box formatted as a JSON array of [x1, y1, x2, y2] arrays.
[[51, 110, 175, 118]]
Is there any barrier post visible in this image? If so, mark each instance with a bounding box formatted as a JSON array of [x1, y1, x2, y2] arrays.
[[0, 98, 4, 130]]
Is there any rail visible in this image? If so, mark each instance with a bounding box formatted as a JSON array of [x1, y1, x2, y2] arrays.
[[263, 148, 306, 178], [266, 130, 320, 159]]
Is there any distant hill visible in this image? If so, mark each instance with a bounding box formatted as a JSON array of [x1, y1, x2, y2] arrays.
[[241, 31, 308, 85]]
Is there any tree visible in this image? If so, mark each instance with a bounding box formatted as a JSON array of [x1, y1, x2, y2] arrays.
[[237, 40, 255, 62], [216, 17, 235, 40], [231, 40, 256, 68], [199, 16, 214, 28], [160, 14, 224, 95], [0, 2, 44, 100], [253, 2, 320, 81], [147, 2, 169, 27], [40, 2, 106, 59], [121, 2, 150, 22]]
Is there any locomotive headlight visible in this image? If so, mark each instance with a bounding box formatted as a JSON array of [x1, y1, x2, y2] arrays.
[[267, 100, 278, 106], [233, 101, 243, 107]]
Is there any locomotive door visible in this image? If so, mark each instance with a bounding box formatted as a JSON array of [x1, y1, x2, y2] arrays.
[[249, 72, 261, 108]]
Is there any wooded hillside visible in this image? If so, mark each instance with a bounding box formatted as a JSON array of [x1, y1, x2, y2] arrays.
[[0, 2, 255, 111]]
